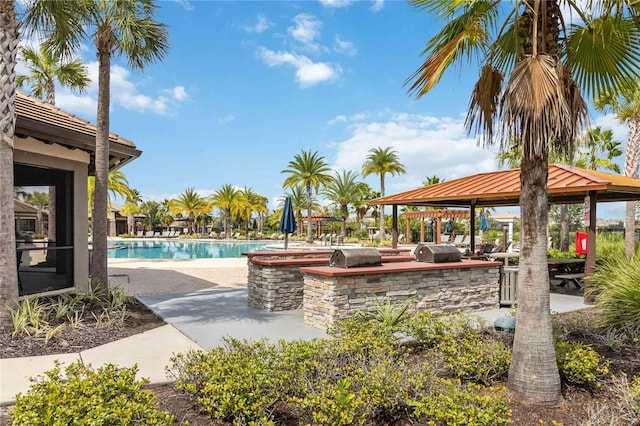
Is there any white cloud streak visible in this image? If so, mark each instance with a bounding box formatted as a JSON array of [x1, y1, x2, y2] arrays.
[[244, 14, 275, 33], [371, 0, 384, 12], [319, 0, 353, 8], [258, 48, 341, 88], [288, 14, 322, 52], [333, 36, 357, 56]]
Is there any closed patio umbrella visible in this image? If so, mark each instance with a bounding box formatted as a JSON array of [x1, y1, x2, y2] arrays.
[[279, 196, 297, 250], [480, 210, 490, 231]]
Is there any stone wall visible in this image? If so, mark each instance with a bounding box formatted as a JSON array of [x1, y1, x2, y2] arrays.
[[247, 263, 306, 311], [302, 265, 500, 330]]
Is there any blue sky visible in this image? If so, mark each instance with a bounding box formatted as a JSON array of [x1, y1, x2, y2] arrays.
[[18, 0, 629, 219]]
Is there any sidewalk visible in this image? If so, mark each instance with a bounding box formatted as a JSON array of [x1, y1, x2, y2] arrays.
[[0, 291, 591, 406]]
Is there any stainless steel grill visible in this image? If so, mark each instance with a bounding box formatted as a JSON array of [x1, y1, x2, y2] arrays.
[[414, 243, 461, 263], [330, 248, 382, 268]]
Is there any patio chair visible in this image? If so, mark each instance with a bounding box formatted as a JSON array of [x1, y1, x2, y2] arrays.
[[209, 231, 218, 239], [452, 234, 464, 246], [136, 231, 144, 238], [145, 231, 154, 237], [162, 230, 170, 238]]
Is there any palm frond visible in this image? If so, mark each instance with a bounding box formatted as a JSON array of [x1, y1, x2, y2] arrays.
[[465, 64, 504, 147]]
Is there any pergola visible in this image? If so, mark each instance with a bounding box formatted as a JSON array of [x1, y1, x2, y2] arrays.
[[404, 209, 470, 244], [371, 164, 640, 278]]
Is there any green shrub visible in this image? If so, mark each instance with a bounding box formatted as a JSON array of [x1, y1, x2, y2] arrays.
[[555, 340, 610, 387], [356, 296, 415, 330], [169, 338, 286, 424], [439, 335, 511, 385], [10, 361, 173, 425], [410, 378, 511, 425], [402, 312, 484, 349], [587, 252, 640, 328], [595, 233, 626, 263]]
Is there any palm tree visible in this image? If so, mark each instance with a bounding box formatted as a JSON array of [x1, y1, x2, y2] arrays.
[[210, 184, 243, 239], [25, 0, 170, 293], [239, 187, 268, 239], [406, 0, 640, 405], [595, 82, 640, 257], [282, 150, 333, 243], [362, 147, 406, 240], [0, 0, 21, 330], [168, 188, 209, 235], [87, 170, 133, 216], [17, 45, 90, 105], [422, 175, 443, 186], [120, 189, 141, 235], [322, 170, 367, 237], [575, 127, 622, 173], [26, 191, 48, 234], [139, 200, 162, 231], [17, 44, 90, 250]]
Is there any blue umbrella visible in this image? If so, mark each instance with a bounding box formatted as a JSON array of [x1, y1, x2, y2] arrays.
[[279, 196, 297, 249], [480, 211, 490, 231]]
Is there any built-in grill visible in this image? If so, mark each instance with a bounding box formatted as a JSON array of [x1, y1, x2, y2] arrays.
[[330, 248, 382, 268], [414, 243, 461, 263]]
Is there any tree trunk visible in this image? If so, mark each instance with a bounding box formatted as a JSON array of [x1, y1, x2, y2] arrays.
[[559, 204, 569, 251], [90, 49, 112, 295], [127, 213, 133, 235], [379, 175, 386, 240], [0, 0, 19, 327], [624, 118, 640, 257], [306, 183, 313, 243], [508, 157, 562, 406]]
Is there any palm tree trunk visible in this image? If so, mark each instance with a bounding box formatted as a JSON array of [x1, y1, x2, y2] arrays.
[[90, 49, 111, 294], [0, 0, 20, 326], [379, 174, 386, 240], [559, 204, 569, 251], [306, 183, 313, 243], [624, 118, 640, 257], [508, 157, 562, 406]]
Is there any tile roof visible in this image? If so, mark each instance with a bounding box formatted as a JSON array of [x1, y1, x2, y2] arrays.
[[372, 164, 640, 207], [14, 91, 141, 173]]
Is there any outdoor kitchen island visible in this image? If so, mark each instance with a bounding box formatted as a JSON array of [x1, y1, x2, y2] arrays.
[[300, 258, 502, 330]]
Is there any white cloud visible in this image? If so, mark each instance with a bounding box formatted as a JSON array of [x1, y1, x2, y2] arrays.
[[330, 112, 499, 193], [218, 114, 235, 125], [288, 14, 322, 52], [319, 0, 353, 8], [371, 0, 384, 12], [244, 14, 275, 33], [333, 36, 357, 56], [171, 86, 188, 101], [56, 93, 97, 116], [258, 47, 341, 88], [174, 0, 195, 11]]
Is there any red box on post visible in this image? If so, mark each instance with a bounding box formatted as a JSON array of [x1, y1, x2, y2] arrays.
[[576, 231, 588, 255]]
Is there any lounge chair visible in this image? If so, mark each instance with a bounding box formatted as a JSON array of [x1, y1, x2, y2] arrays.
[[451, 234, 464, 246], [162, 230, 170, 238], [136, 231, 144, 238], [145, 231, 154, 238]]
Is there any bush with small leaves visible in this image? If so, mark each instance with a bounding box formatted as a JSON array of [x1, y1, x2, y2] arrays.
[[409, 378, 511, 425], [555, 340, 610, 387], [10, 361, 174, 425]]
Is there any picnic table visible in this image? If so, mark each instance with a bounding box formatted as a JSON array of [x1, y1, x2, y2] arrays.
[[547, 258, 585, 288]]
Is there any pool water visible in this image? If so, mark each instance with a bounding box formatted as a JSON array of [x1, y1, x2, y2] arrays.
[[108, 240, 270, 259]]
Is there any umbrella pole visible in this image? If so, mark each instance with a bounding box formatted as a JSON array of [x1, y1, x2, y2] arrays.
[[284, 233, 289, 250]]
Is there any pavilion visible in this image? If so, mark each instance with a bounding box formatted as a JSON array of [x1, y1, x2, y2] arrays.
[[370, 164, 640, 281]]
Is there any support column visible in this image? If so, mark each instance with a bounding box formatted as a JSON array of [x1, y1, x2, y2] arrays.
[[585, 191, 597, 303], [392, 205, 398, 248]]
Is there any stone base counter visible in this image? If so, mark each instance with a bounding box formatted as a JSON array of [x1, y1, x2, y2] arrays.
[[244, 249, 413, 312], [300, 260, 501, 330]]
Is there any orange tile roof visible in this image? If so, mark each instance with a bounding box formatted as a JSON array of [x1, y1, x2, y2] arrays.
[[14, 91, 141, 173], [372, 164, 640, 207]]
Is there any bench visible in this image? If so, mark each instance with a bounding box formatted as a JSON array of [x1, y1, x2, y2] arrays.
[[553, 273, 585, 289]]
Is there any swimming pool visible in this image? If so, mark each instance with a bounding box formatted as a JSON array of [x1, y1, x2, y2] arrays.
[[107, 240, 271, 259]]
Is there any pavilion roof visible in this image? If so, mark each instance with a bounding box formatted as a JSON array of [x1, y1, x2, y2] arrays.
[[371, 164, 640, 208]]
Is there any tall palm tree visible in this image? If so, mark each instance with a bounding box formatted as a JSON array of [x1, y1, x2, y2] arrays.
[[139, 200, 161, 231], [168, 188, 209, 235], [25, 0, 169, 293], [17, 44, 90, 249], [16, 45, 90, 105], [239, 187, 268, 239], [575, 127, 622, 173], [284, 184, 316, 237], [0, 0, 20, 329], [595, 82, 640, 257], [362, 146, 406, 240], [422, 175, 443, 186], [406, 0, 640, 405], [322, 170, 367, 237], [282, 150, 333, 243], [210, 184, 243, 239]]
